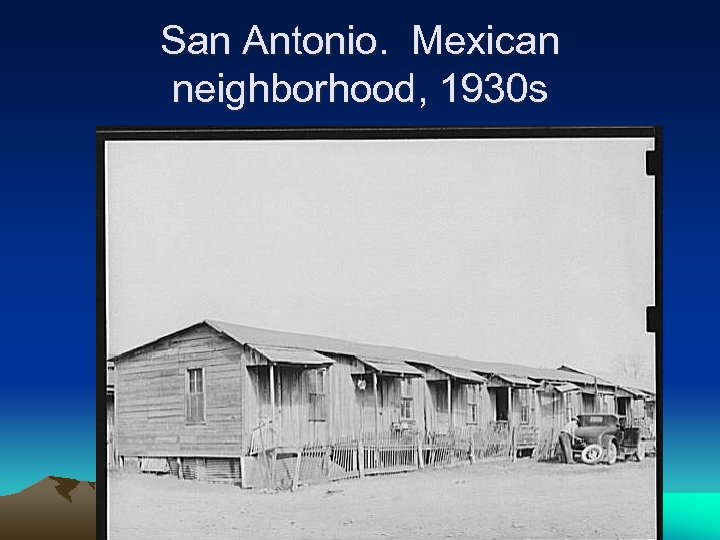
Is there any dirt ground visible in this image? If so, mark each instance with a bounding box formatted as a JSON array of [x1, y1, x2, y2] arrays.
[[109, 458, 656, 540]]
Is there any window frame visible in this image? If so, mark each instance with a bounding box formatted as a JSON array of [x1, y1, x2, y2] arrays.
[[308, 368, 327, 422], [520, 404, 530, 424], [399, 377, 414, 421], [186, 367, 206, 425], [466, 384, 479, 424]]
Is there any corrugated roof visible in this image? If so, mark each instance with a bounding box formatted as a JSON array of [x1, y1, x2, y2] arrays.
[[557, 365, 654, 394], [554, 382, 580, 393], [494, 373, 540, 387], [433, 366, 487, 384], [358, 357, 424, 377], [472, 361, 615, 387], [624, 385, 655, 398], [206, 319, 491, 374], [114, 320, 628, 390], [248, 345, 334, 366]]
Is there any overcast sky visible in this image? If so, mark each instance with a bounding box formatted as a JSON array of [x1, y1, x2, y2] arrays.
[[107, 137, 655, 380]]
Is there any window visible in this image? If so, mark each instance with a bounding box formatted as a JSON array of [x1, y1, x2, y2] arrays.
[[308, 368, 326, 421], [186, 368, 205, 423], [467, 385, 479, 424], [400, 378, 413, 420], [617, 398, 627, 416], [520, 405, 530, 424]]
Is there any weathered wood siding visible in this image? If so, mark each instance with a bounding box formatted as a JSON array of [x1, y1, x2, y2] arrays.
[[106, 395, 115, 435], [537, 390, 564, 433], [116, 324, 243, 457], [630, 397, 646, 422], [478, 385, 495, 426], [328, 356, 364, 439], [576, 391, 616, 414], [449, 382, 485, 428], [483, 386, 500, 424], [244, 353, 427, 445], [421, 377, 488, 431], [375, 375, 425, 432], [115, 322, 628, 460], [566, 392, 583, 418], [598, 393, 616, 414], [246, 364, 328, 446], [510, 387, 537, 427], [423, 381, 444, 431], [325, 354, 426, 437]]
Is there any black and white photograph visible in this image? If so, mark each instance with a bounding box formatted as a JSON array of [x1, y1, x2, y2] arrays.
[[104, 129, 659, 540]]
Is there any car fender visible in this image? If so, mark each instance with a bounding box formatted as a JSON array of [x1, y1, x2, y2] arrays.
[[600, 434, 617, 450]]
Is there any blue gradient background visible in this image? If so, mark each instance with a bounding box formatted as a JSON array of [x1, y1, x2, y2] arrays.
[[1, 1, 717, 536]]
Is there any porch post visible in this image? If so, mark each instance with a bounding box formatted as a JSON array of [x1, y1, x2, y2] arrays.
[[507, 386, 512, 426], [447, 379, 452, 431], [373, 372, 379, 467], [507, 386, 513, 459], [447, 378, 454, 464], [360, 386, 365, 440], [269, 363, 276, 427], [373, 372, 379, 438]]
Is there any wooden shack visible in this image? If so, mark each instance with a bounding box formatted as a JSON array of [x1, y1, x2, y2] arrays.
[[112, 320, 480, 484], [407, 361, 487, 433], [474, 373, 540, 455], [111, 320, 645, 486]]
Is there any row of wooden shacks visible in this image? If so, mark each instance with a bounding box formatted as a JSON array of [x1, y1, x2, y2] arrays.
[[107, 320, 656, 488]]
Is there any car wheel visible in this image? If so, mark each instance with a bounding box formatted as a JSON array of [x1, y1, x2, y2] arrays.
[[606, 442, 618, 465], [635, 443, 645, 462], [581, 444, 603, 465]]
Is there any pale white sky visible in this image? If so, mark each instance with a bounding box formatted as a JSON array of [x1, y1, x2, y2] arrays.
[[107, 137, 655, 379]]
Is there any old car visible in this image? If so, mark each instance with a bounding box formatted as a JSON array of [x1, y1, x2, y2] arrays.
[[571, 414, 645, 465]]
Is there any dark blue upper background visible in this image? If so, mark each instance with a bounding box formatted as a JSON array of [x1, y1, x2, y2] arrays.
[[0, 2, 716, 494]]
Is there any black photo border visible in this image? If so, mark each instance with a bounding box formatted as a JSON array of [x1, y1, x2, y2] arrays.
[[97, 126, 663, 540]]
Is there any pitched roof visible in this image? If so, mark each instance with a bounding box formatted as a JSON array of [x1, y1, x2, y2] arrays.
[[558, 364, 655, 394], [112, 319, 624, 388], [469, 360, 615, 387], [205, 319, 490, 375]]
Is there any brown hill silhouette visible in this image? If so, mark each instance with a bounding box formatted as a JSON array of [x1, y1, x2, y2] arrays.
[[0, 476, 95, 540]]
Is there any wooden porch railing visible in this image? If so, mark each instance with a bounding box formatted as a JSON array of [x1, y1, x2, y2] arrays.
[[248, 419, 277, 456], [262, 421, 521, 489]]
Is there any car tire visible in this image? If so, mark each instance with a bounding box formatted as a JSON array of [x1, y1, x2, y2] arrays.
[[606, 442, 618, 465], [635, 443, 645, 462], [580, 444, 603, 465]]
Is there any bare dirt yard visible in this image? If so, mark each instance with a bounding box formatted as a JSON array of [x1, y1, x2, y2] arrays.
[[109, 458, 656, 540]]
